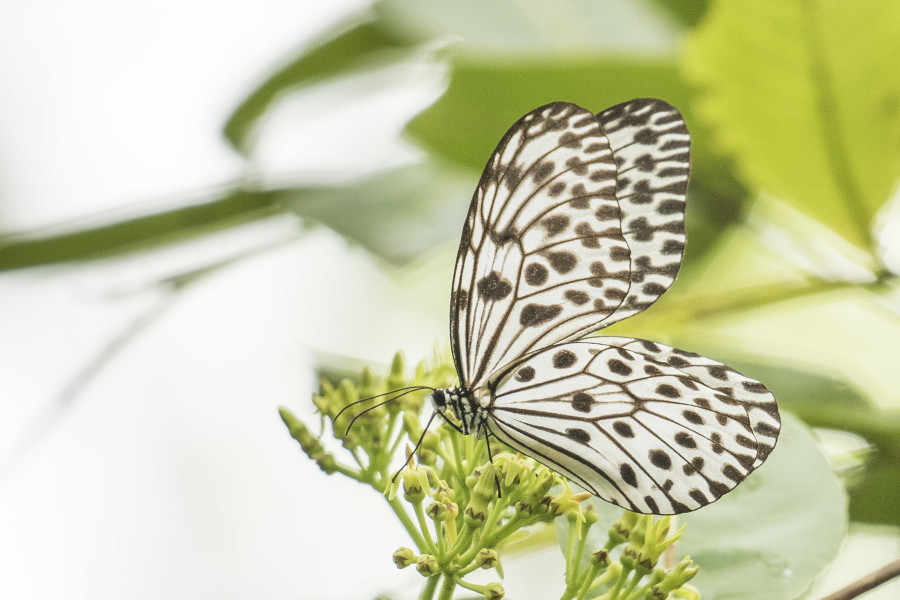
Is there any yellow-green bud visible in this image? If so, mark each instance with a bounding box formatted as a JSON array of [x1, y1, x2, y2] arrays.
[[393, 547, 415, 568], [465, 468, 496, 528], [483, 582, 505, 600], [422, 431, 441, 452], [338, 379, 359, 407], [387, 352, 406, 390], [476, 548, 499, 569], [632, 516, 684, 575], [279, 407, 338, 474], [549, 487, 580, 517], [418, 448, 438, 467], [403, 470, 427, 504], [583, 504, 599, 526], [650, 557, 699, 598], [416, 554, 439, 577], [609, 510, 640, 546], [358, 367, 376, 398], [426, 501, 448, 521], [591, 548, 609, 567], [403, 411, 423, 440]]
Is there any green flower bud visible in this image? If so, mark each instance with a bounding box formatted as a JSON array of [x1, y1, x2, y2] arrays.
[[416, 554, 439, 577], [591, 548, 609, 567], [392, 547, 415, 568], [549, 486, 581, 518], [476, 548, 499, 569], [387, 352, 406, 391], [483, 582, 505, 600], [422, 430, 441, 453], [403, 470, 427, 504], [465, 467, 496, 528], [650, 557, 699, 599], [608, 510, 640, 546], [403, 411, 423, 441], [358, 367, 376, 398], [426, 501, 448, 521], [338, 379, 359, 408], [630, 516, 685, 575], [418, 448, 437, 467], [279, 407, 338, 474], [433, 479, 455, 503], [583, 504, 599, 526]]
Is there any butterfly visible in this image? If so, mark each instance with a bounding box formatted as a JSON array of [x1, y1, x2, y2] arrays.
[[422, 99, 780, 515]]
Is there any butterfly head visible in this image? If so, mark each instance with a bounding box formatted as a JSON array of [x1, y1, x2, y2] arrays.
[[428, 386, 483, 435]]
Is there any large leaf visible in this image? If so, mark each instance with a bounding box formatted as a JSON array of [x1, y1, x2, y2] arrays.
[[649, 0, 711, 27], [405, 61, 750, 259], [684, 0, 900, 249], [560, 413, 846, 600], [725, 362, 900, 527], [375, 0, 680, 56]]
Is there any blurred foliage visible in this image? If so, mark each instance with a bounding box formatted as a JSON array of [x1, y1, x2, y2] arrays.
[[566, 414, 846, 600], [4, 0, 900, 585]]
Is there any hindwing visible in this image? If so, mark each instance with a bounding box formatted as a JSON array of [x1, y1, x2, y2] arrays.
[[482, 339, 779, 514]]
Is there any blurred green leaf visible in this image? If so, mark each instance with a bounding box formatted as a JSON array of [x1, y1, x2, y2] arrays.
[[224, 19, 421, 152], [376, 0, 680, 56], [684, 0, 900, 250], [559, 413, 845, 600], [649, 0, 710, 27], [726, 361, 900, 527], [281, 161, 476, 264], [406, 60, 750, 258], [677, 417, 845, 600], [0, 188, 283, 271]]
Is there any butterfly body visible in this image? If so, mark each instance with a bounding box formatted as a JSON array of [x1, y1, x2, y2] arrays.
[[419, 99, 778, 514]]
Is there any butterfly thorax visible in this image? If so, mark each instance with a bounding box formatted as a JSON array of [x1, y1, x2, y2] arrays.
[[428, 386, 489, 437]]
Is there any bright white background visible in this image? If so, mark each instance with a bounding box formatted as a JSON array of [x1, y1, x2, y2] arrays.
[[0, 1, 455, 598], [1, 1, 898, 599]]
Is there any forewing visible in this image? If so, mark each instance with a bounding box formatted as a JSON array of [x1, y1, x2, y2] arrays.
[[483, 339, 779, 514], [596, 99, 690, 325], [451, 103, 630, 389]]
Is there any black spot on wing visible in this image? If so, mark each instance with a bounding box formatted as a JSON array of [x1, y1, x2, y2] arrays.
[[519, 303, 563, 327], [477, 271, 512, 301]]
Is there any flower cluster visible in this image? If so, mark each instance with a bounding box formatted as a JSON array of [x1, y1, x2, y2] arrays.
[[279, 352, 700, 600]]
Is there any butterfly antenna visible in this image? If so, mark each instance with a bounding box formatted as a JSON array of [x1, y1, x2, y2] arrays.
[[333, 385, 433, 423], [341, 386, 433, 437], [391, 410, 439, 483], [482, 422, 502, 498]]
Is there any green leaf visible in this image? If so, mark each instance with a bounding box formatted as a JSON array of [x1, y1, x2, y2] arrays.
[[649, 0, 711, 27], [281, 161, 476, 264], [721, 361, 900, 527], [375, 0, 681, 56], [676, 415, 845, 600], [0, 188, 284, 271], [406, 60, 750, 259], [684, 0, 900, 250], [561, 413, 846, 600], [223, 19, 421, 152]]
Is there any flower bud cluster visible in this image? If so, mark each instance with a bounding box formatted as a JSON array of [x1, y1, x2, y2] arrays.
[[281, 350, 699, 600]]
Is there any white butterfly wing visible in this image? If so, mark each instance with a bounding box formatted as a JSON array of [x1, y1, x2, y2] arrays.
[[596, 99, 691, 325], [482, 339, 779, 514], [450, 100, 690, 391]]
